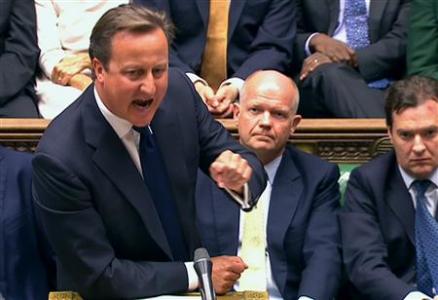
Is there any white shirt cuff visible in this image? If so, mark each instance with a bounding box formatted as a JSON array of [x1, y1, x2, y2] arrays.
[[221, 77, 244, 94], [304, 32, 320, 57], [403, 291, 432, 300], [185, 73, 208, 86], [184, 261, 199, 291], [225, 183, 250, 210], [298, 297, 315, 300]]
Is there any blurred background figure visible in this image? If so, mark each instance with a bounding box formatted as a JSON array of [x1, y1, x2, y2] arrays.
[[407, 0, 438, 80], [135, 0, 296, 118], [0, 146, 55, 300], [0, 0, 39, 117], [35, 0, 128, 119], [293, 0, 410, 118]]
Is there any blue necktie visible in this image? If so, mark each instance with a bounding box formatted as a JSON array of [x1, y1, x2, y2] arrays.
[[414, 180, 438, 296], [344, 0, 390, 89], [135, 126, 189, 261]]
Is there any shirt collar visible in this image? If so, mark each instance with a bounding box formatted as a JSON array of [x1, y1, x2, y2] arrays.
[[94, 87, 133, 139], [264, 154, 282, 185], [398, 165, 438, 190]]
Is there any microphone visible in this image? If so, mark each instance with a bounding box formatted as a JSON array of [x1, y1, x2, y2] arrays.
[[194, 248, 217, 300]]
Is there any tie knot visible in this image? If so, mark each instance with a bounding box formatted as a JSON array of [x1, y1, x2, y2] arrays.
[[133, 126, 152, 136], [412, 180, 432, 197]]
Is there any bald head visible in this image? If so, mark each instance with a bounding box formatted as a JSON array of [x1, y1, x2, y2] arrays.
[[240, 70, 300, 114], [236, 70, 301, 165]]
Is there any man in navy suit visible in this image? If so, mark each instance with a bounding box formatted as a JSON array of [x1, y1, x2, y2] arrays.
[[294, 0, 410, 118], [340, 76, 438, 299], [0, 146, 54, 300], [32, 5, 266, 299], [196, 70, 342, 299], [135, 0, 296, 117], [0, 0, 39, 117]]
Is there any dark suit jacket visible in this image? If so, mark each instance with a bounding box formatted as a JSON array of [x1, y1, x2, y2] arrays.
[[339, 151, 417, 300], [135, 0, 296, 79], [0, 146, 54, 300], [0, 0, 39, 105], [32, 68, 266, 299], [196, 146, 341, 300], [407, 0, 438, 80], [294, 0, 410, 81]]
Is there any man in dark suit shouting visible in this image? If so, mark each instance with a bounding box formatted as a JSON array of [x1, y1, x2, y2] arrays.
[[340, 76, 438, 299], [32, 5, 266, 299], [196, 70, 342, 299]]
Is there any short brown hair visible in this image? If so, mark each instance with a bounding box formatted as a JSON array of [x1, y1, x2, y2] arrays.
[[89, 4, 174, 69], [385, 75, 438, 128]]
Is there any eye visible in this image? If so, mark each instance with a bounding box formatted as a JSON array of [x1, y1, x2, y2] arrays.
[[424, 128, 438, 139], [273, 111, 287, 120], [248, 107, 260, 114], [125, 69, 143, 80], [399, 131, 413, 140], [152, 67, 166, 78]]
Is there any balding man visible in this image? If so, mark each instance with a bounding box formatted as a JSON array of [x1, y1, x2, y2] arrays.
[[195, 70, 342, 299]]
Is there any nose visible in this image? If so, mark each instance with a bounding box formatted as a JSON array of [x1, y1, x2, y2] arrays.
[[259, 111, 272, 128], [140, 72, 156, 95], [412, 134, 426, 154]]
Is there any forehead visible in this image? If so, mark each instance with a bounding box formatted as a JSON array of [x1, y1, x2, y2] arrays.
[[392, 99, 438, 130], [243, 86, 293, 110], [110, 28, 168, 55]]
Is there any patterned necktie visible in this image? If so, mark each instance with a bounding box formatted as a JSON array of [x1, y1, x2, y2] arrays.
[[414, 180, 438, 297], [134, 126, 189, 261], [238, 182, 269, 291], [200, 0, 231, 91], [344, 0, 390, 89]]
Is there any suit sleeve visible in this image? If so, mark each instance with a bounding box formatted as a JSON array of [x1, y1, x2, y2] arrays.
[[231, 0, 296, 79], [170, 68, 266, 206], [407, 0, 438, 80], [292, 0, 314, 72], [32, 154, 188, 299], [0, 0, 39, 102], [298, 164, 342, 299], [339, 169, 413, 300], [356, 0, 410, 81]]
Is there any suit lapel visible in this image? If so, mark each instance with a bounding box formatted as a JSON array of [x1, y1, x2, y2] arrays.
[[267, 150, 302, 255], [386, 165, 415, 245], [196, 0, 209, 27], [81, 88, 172, 259], [228, 0, 246, 39], [212, 186, 240, 255], [327, 0, 340, 35], [368, 0, 388, 42]]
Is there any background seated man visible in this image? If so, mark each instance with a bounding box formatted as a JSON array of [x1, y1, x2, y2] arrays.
[[35, 0, 128, 119], [293, 0, 410, 118], [135, 0, 296, 117], [0, 0, 39, 117], [196, 70, 342, 299], [32, 5, 266, 299], [340, 76, 438, 299], [0, 146, 55, 300]]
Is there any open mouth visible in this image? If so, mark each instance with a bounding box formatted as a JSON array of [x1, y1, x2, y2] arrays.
[[133, 99, 153, 110]]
